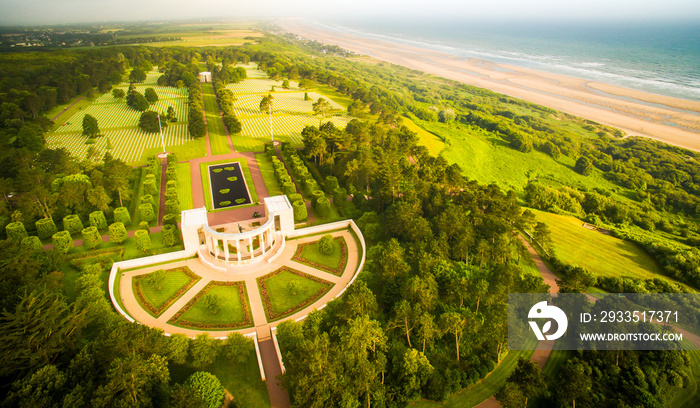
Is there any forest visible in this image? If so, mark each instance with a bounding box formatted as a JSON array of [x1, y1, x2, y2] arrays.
[[0, 28, 697, 408]]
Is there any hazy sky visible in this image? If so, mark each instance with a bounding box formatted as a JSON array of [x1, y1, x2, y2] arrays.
[[1, 0, 699, 25]]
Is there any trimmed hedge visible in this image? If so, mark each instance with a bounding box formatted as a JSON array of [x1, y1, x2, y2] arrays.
[[316, 197, 331, 218], [288, 193, 303, 204], [311, 190, 325, 207], [52, 230, 73, 254], [333, 187, 347, 206], [139, 203, 155, 222], [282, 182, 296, 196], [36, 218, 58, 240], [318, 234, 335, 255], [166, 168, 177, 182], [164, 199, 179, 216], [5, 222, 27, 242], [89, 211, 108, 230], [108, 222, 128, 244], [114, 207, 131, 225], [63, 215, 84, 235], [134, 229, 151, 252], [166, 180, 177, 190], [81, 226, 101, 249], [162, 214, 178, 226], [165, 188, 179, 203], [21, 236, 43, 252], [324, 176, 339, 194], [162, 224, 178, 247], [141, 194, 156, 208], [143, 177, 157, 196], [293, 200, 307, 222]]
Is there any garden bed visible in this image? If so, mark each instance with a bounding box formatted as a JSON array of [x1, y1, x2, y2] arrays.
[[257, 266, 333, 322], [292, 236, 348, 276], [132, 266, 200, 317], [168, 281, 253, 330]]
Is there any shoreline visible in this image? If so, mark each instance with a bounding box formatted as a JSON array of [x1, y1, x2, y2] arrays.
[[276, 19, 700, 152]]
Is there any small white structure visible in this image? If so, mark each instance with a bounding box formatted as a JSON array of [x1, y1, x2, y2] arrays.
[[180, 195, 294, 268], [198, 71, 212, 83]]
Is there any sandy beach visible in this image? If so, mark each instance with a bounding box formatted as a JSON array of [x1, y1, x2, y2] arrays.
[[277, 19, 700, 152]]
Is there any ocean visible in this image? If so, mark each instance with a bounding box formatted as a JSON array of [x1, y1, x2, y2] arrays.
[[310, 18, 700, 102]]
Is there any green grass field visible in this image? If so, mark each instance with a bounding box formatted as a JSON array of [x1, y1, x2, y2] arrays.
[[296, 238, 345, 274], [667, 349, 700, 408], [175, 283, 250, 327], [200, 158, 259, 211], [175, 162, 194, 210], [401, 115, 445, 157], [531, 209, 690, 289], [411, 345, 536, 408], [258, 269, 331, 320], [134, 268, 199, 316], [202, 82, 232, 155], [255, 153, 283, 196]]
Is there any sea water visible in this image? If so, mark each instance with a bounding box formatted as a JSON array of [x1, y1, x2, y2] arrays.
[[310, 18, 700, 101]]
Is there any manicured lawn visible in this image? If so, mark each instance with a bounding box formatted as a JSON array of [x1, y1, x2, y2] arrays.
[[174, 282, 252, 329], [293, 236, 347, 275], [200, 158, 259, 211], [255, 153, 283, 196], [202, 82, 232, 155], [140, 137, 206, 165], [230, 134, 268, 152], [175, 162, 194, 210], [401, 115, 445, 157], [531, 209, 690, 289], [169, 343, 270, 408], [133, 267, 200, 317], [257, 267, 332, 321], [411, 344, 536, 408]]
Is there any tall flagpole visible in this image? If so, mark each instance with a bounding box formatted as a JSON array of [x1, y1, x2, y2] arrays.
[[157, 114, 165, 153]]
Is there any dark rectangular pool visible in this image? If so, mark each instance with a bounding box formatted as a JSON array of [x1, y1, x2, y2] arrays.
[[208, 162, 252, 209]]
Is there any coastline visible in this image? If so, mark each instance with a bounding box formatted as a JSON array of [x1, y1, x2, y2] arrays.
[[276, 19, 700, 152]]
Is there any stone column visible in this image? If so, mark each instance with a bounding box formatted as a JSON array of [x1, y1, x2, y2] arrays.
[[223, 239, 229, 261], [249, 237, 254, 262], [261, 232, 266, 257], [207, 235, 213, 255], [236, 239, 241, 264], [213, 237, 220, 259]]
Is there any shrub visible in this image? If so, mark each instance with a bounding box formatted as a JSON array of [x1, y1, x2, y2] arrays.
[[5, 222, 27, 242], [162, 213, 179, 226], [52, 231, 73, 254], [165, 188, 179, 203], [141, 194, 156, 208], [333, 187, 347, 206], [81, 226, 101, 249], [89, 211, 108, 230], [165, 199, 180, 216], [166, 168, 177, 182], [305, 180, 319, 195], [36, 218, 58, 240], [114, 207, 131, 225], [324, 176, 339, 194], [318, 234, 335, 255], [288, 193, 303, 204], [143, 178, 157, 196], [293, 200, 307, 222], [139, 203, 155, 223], [316, 197, 331, 218], [282, 182, 296, 196], [134, 229, 151, 252], [167, 153, 178, 166], [21, 236, 43, 252], [279, 175, 292, 186], [575, 156, 593, 176], [63, 215, 84, 235], [139, 221, 150, 233], [162, 224, 178, 247], [186, 371, 224, 408], [166, 180, 177, 190], [311, 190, 325, 207], [108, 222, 128, 244]]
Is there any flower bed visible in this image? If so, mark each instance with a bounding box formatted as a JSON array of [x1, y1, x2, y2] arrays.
[[168, 281, 253, 329], [132, 266, 200, 317], [257, 266, 333, 321], [292, 236, 348, 276]]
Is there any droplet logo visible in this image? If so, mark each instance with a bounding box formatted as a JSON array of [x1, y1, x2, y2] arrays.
[[528, 301, 568, 341]]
